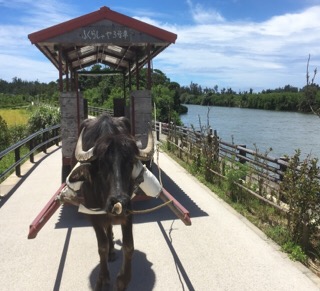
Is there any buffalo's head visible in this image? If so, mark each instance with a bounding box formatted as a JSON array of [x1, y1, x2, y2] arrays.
[[69, 116, 154, 216]]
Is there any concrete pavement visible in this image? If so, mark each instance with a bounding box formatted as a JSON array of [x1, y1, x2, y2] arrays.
[[0, 145, 319, 290]]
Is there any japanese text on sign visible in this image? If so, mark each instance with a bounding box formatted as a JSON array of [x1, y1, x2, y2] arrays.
[[81, 28, 130, 41]]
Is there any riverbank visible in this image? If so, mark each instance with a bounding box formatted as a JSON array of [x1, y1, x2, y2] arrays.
[[180, 88, 320, 113], [180, 104, 320, 159]]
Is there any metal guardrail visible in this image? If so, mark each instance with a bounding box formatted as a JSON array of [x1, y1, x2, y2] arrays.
[[154, 121, 296, 212], [0, 125, 60, 180], [88, 106, 113, 117], [0, 107, 112, 182], [154, 121, 289, 183]]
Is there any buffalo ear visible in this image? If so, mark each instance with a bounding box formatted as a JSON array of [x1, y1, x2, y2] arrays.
[[68, 163, 92, 183]]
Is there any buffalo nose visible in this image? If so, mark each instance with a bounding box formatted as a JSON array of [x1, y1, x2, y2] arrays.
[[112, 202, 122, 215], [108, 196, 129, 215]]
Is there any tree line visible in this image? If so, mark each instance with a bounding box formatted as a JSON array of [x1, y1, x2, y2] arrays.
[[1, 68, 319, 121], [0, 77, 59, 108], [0, 67, 186, 124], [180, 82, 320, 113]]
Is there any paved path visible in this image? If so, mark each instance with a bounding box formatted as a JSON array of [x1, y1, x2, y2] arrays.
[[0, 145, 319, 291]]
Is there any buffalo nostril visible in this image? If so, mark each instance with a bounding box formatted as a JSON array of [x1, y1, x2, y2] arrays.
[[112, 202, 122, 214]]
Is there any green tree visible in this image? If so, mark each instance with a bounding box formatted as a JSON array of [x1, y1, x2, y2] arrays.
[[28, 105, 60, 133], [152, 84, 181, 124]]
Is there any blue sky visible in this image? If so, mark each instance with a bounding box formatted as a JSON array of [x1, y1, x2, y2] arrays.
[[1, 0, 320, 92]]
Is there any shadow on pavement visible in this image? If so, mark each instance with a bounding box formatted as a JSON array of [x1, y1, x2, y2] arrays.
[[89, 242, 155, 291], [54, 162, 208, 229], [0, 146, 61, 208], [133, 164, 208, 224], [51, 162, 206, 290], [55, 204, 91, 229]]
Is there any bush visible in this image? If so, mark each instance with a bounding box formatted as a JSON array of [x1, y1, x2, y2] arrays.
[[280, 150, 320, 250], [283, 241, 308, 262], [224, 161, 248, 202], [28, 105, 60, 134], [9, 124, 28, 144], [0, 115, 10, 151]]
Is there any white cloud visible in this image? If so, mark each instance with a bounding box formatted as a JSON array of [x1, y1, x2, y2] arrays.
[[0, 0, 77, 82], [186, 0, 225, 24], [1, 1, 320, 91], [0, 0, 76, 28], [133, 16, 161, 28], [153, 5, 320, 91], [0, 54, 57, 81]]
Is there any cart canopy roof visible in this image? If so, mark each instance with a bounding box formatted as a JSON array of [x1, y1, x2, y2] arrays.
[[28, 6, 177, 75]]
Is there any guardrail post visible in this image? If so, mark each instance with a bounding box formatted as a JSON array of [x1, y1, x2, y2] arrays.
[[15, 147, 21, 177], [42, 130, 47, 154], [55, 128, 59, 146], [238, 145, 247, 164], [29, 139, 34, 163]]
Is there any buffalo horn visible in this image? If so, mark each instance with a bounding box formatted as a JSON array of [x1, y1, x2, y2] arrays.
[[139, 129, 154, 161], [75, 128, 95, 162]]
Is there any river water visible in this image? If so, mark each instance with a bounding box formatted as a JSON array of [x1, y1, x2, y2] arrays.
[[180, 104, 320, 159]]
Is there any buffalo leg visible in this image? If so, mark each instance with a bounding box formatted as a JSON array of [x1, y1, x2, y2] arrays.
[[92, 219, 110, 291], [107, 224, 116, 262], [116, 214, 134, 291]]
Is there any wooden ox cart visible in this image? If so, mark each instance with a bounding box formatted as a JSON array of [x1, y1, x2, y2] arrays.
[[27, 6, 191, 240]]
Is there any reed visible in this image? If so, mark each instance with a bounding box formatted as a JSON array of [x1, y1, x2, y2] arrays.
[[0, 108, 29, 126]]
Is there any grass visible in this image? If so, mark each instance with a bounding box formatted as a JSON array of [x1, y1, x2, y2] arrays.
[[0, 146, 30, 183], [0, 108, 30, 126], [0, 108, 30, 182]]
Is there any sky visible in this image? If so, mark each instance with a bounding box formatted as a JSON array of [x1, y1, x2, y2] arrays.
[[1, 0, 320, 92]]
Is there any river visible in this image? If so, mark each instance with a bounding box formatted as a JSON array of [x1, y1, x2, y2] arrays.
[[180, 104, 320, 159]]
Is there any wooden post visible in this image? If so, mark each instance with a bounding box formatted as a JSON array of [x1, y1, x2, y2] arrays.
[[179, 128, 182, 159], [65, 62, 69, 92], [123, 72, 126, 101], [213, 130, 219, 162], [207, 128, 213, 144], [135, 53, 139, 90], [75, 72, 81, 134], [205, 128, 213, 181], [279, 157, 289, 181], [238, 144, 247, 184], [128, 62, 132, 92], [147, 43, 151, 90], [58, 45, 63, 92], [174, 123, 178, 155], [238, 145, 247, 164], [156, 122, 160, 141]]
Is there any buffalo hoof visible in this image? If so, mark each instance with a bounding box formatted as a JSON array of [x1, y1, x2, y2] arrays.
[[114, 273, 129, 291], [94, 279, 110, 291]]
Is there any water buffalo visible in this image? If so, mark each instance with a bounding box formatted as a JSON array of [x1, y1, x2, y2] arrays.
[[68, 113, 154, 291]]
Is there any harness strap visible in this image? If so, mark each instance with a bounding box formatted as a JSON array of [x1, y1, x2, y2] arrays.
[[129, 200, 173, 214], [77, 199, 173, 216]]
